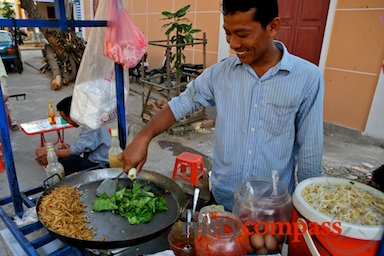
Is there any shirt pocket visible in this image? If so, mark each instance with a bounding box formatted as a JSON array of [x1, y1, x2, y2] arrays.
[[262, 103, 296, 136]]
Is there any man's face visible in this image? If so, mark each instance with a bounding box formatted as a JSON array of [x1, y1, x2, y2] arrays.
[[223, 9, 277, 65], [59, 110, 79, 127]]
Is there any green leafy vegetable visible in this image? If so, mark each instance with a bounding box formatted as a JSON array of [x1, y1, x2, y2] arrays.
[[92, 182, 168, 224]]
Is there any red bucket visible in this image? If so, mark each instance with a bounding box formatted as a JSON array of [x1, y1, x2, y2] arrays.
[[288, 177, 383, 256]]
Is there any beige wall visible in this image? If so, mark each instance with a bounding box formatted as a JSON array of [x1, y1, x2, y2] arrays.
[[82, 0, 384, 136], [323, 0, 384, 131], [122, 0, 221, 69]]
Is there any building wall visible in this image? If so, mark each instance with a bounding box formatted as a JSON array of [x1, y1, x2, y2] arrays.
[[82, 0, 384, 139], [322, 0, 384, 133], [122, 0, 221, 69]]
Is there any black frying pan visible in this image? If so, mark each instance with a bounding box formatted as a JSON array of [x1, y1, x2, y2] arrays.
[[36, 168, 186, 249]]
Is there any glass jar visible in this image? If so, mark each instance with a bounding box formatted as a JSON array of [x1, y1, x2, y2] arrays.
[[232, 176, 292, 254], [194, 211, 249, 256]]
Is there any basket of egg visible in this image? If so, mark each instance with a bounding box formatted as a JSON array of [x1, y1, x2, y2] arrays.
[[232, 171, 292, 254]]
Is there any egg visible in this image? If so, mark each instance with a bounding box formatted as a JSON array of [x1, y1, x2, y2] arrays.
[[275, 234, 286, 244], [254, 247, 268, 254], [250, 233, 264, 249], [247, 244, 255, 254], [264, 234, 278, 252]]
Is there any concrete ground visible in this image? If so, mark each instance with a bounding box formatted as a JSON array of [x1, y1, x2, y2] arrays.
[[0, 48, 384, 255]]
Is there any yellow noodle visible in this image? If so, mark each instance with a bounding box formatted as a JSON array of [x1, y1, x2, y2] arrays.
[[38, 185, 95, 240]]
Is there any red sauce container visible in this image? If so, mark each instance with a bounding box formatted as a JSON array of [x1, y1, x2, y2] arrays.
[[194, 211, 249, 256]]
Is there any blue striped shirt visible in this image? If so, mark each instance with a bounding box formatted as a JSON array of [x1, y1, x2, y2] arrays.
[[70, 126, 111, 165], [169, 41, 324, 211]]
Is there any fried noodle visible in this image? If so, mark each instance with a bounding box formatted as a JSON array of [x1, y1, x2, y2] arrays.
[[38, 185, 95, 240]]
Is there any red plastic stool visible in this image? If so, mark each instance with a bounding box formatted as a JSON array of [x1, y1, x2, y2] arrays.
[[172, 152, 204, 186]]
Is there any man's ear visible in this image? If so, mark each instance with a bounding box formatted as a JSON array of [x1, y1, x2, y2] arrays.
[[268, 17, 280, 37]]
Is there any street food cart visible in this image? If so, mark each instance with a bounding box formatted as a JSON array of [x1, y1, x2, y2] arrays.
[[0, 0, 132, 254]]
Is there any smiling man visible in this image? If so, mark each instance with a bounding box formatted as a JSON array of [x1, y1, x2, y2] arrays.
[[120, 0, 324, 211]]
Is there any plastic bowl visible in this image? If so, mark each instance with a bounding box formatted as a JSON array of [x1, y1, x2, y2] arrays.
[[289, 177, 384, 256], [293, 177, 384, 240]]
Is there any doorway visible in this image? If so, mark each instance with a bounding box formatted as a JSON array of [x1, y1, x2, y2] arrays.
[[275, 0, 330, 65]]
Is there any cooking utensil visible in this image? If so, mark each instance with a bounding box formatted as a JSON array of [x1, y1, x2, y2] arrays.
[[192, 187, 200, 215], [184, 209, 193, 253], [95, 169, 125, 197], [297, 218, 321, 256], [36, 168, 186, 249], [96, 168, 137, 197], [271, 170, 279, 197]]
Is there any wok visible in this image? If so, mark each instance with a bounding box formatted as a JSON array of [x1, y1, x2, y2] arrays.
[[36, 168, 186, 249]]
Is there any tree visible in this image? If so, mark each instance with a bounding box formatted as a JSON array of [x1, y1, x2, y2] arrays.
[[0, 2, 16, 18], [20, 0, 85, 90], [161, 5, 201, 78]]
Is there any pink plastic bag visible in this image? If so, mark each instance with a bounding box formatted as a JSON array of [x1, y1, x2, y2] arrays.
[[104, 0, 147, 68]]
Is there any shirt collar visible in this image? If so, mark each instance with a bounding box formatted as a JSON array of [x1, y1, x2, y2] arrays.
[[274, 40, 292, 73]]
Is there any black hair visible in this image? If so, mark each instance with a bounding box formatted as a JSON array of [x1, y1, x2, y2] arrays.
[[221, 0, 278, 29], [56, 96, 72, 117]]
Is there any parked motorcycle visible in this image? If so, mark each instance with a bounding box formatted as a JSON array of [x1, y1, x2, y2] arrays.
[[147, 50, 203, 88]]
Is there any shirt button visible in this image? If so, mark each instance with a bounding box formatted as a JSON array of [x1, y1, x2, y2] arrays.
[[254, 104, 258, 108], [251, 128, 255, 132], [257, 81, 261, 85], [248, 150, 252, 154], [246, 171, 249, 177]]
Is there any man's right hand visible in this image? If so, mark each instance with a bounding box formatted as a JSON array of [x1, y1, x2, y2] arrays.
[[118, 104, 177, 174], [118, 132, 150, 174]]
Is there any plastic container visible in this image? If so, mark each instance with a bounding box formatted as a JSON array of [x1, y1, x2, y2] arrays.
[[232, 175, 292, 254], [194, 211, 249, 256], [108, 129, 123, 168], [289, 177, 384, 256], [48, 100, 56, 125], [126, 123, 142, 146]]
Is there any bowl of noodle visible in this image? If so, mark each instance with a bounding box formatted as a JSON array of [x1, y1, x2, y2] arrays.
[[289, 177, 384, 256]]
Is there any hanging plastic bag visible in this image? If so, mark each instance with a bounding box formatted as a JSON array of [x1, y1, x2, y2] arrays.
[[104, 0, 147, 68], [70, 0, 130, 130]]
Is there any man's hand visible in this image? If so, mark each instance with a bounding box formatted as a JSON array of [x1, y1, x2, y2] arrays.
[[57, 143, 70, 150], [35, 147, 47, 158], [118, 133, 150, 174], [35, 147, 48, 167], [118, 104, 177, 174]]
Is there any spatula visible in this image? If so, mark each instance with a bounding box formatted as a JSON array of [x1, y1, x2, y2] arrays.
[[96, 168, 137, 197]]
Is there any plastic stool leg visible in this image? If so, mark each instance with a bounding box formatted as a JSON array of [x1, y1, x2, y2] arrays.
[[172, 160, 180, 179]]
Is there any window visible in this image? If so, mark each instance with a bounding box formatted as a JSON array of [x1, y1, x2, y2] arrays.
[[47, 6, 55, 19]]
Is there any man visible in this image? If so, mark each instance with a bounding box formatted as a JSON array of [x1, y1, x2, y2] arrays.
[[119, 0, 324, 211], [35, 96, 111, 175], [0, 58, 19, 131]]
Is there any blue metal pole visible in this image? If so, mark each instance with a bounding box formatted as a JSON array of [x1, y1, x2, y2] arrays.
[[0, 19, 107, 28], [0, 85, 23, 213], [115, 63, 127, 149], [54, 0, 68, 31]]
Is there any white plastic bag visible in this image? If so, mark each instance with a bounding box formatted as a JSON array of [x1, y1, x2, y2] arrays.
[[71, 0, 129, 130]]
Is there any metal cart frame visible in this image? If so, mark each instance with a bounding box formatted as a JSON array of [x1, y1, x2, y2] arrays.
[[0, 1, 127, 255]]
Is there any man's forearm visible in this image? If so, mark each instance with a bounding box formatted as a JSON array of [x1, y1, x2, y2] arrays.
[[139, 104, 176, 141]]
